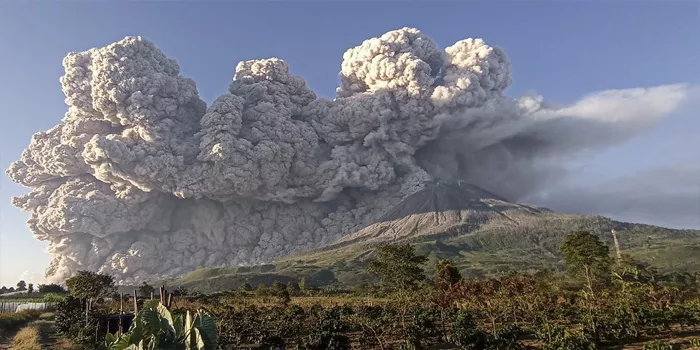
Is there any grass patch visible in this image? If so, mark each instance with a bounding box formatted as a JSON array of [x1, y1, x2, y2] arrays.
[[0, 310, 41, 338], [11, 325, 41, 350], [54, 337, 81, 350], [38, 312, 55, 321]]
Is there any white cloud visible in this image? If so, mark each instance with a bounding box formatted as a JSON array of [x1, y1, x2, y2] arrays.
[[17, 270, 46, 285], [526, 159, 700, 229]]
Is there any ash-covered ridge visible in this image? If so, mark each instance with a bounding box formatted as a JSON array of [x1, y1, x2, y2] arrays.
[[337, 182, 548, 245], [378, 181, 509, 222]]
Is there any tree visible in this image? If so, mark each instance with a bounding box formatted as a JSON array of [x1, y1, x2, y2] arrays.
[[171, 286, 189, 296], [65, 270, 115, 301], [255, 283, 269, 296], [27, 283, 34, 294], [17, 280, 27, 291], [435, 259, 462, 291], [367, 243, 428, 291], [139, 282, 156, 298], [38, 283, 67, 293], [272, 280, 286, 295], [287, 281, 301, 295], [278, 289, 291, 305], [299, 277, 310, 292], [0, 286, 6, 294], [560, 231, 613, 296], [240, 282, 253, 292], [433, 259, 463, 333]]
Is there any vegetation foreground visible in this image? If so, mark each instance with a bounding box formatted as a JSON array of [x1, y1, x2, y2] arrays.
[[5, 231, 700, 349]]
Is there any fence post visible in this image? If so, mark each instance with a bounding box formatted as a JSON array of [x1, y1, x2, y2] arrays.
[[119, 293, 124, 335], [133, 289, 138, 314]]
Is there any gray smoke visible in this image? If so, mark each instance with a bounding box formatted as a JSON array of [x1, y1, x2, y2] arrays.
[[6, 28, 690, 283]]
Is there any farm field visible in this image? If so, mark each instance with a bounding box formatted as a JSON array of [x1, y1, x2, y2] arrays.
[[12, 234, 700, 350]]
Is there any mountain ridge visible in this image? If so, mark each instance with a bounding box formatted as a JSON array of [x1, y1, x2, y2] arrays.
[[159, 183, 700, 292], [337, 182, 550, 246]]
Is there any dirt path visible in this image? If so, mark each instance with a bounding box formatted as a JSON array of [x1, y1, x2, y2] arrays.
[[34, 320, 58, 348]]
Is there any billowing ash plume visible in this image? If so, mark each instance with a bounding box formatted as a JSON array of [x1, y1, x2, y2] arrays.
[[7, 28, 690, 283]]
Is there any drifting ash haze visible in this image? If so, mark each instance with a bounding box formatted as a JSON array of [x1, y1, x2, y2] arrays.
[[6, 28, 691, 284]]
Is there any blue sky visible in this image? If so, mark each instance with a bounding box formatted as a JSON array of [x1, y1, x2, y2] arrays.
[[0, 1, 698, 287]]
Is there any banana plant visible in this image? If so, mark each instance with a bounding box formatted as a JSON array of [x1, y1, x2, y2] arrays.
[[103, 300, 217, 350]]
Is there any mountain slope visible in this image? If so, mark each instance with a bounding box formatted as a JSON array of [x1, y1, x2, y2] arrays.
[[163, 183, 700, 292], [337, 181, 549, 245]]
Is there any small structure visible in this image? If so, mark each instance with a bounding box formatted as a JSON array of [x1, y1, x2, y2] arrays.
[[104, 312, 135, 335]]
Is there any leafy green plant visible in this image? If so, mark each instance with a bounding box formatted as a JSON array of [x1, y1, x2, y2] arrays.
[[297, 306, 350, 350], [446, 310, 491, 350], [399, 307, 440, 349], [353, 305, 394, 349], [102, 300, 217, 350], [535, 323, 595, 350]]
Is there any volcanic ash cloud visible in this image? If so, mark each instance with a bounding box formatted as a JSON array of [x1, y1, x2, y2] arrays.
[[6, 28, 690, 283]]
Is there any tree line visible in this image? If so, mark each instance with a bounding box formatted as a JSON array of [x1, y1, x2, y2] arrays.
[[0, 281, 68, 295]]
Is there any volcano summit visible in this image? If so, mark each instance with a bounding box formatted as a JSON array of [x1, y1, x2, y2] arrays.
[[337, 182, 545, 245]]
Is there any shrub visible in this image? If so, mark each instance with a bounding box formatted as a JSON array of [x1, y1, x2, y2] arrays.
[[42, 292, 66, 303], [535, 323, 596, 350], [54, 295, 85, 335], [287, 281, 301, 295], [446, 310, 491, 349], [643, 340, 676, 350], [298, 306, 351, 350], [54, 295, 103, 347], [252, 334, 285, 350], [354, 305, 395, 349], [401, 307, 441, 349]]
